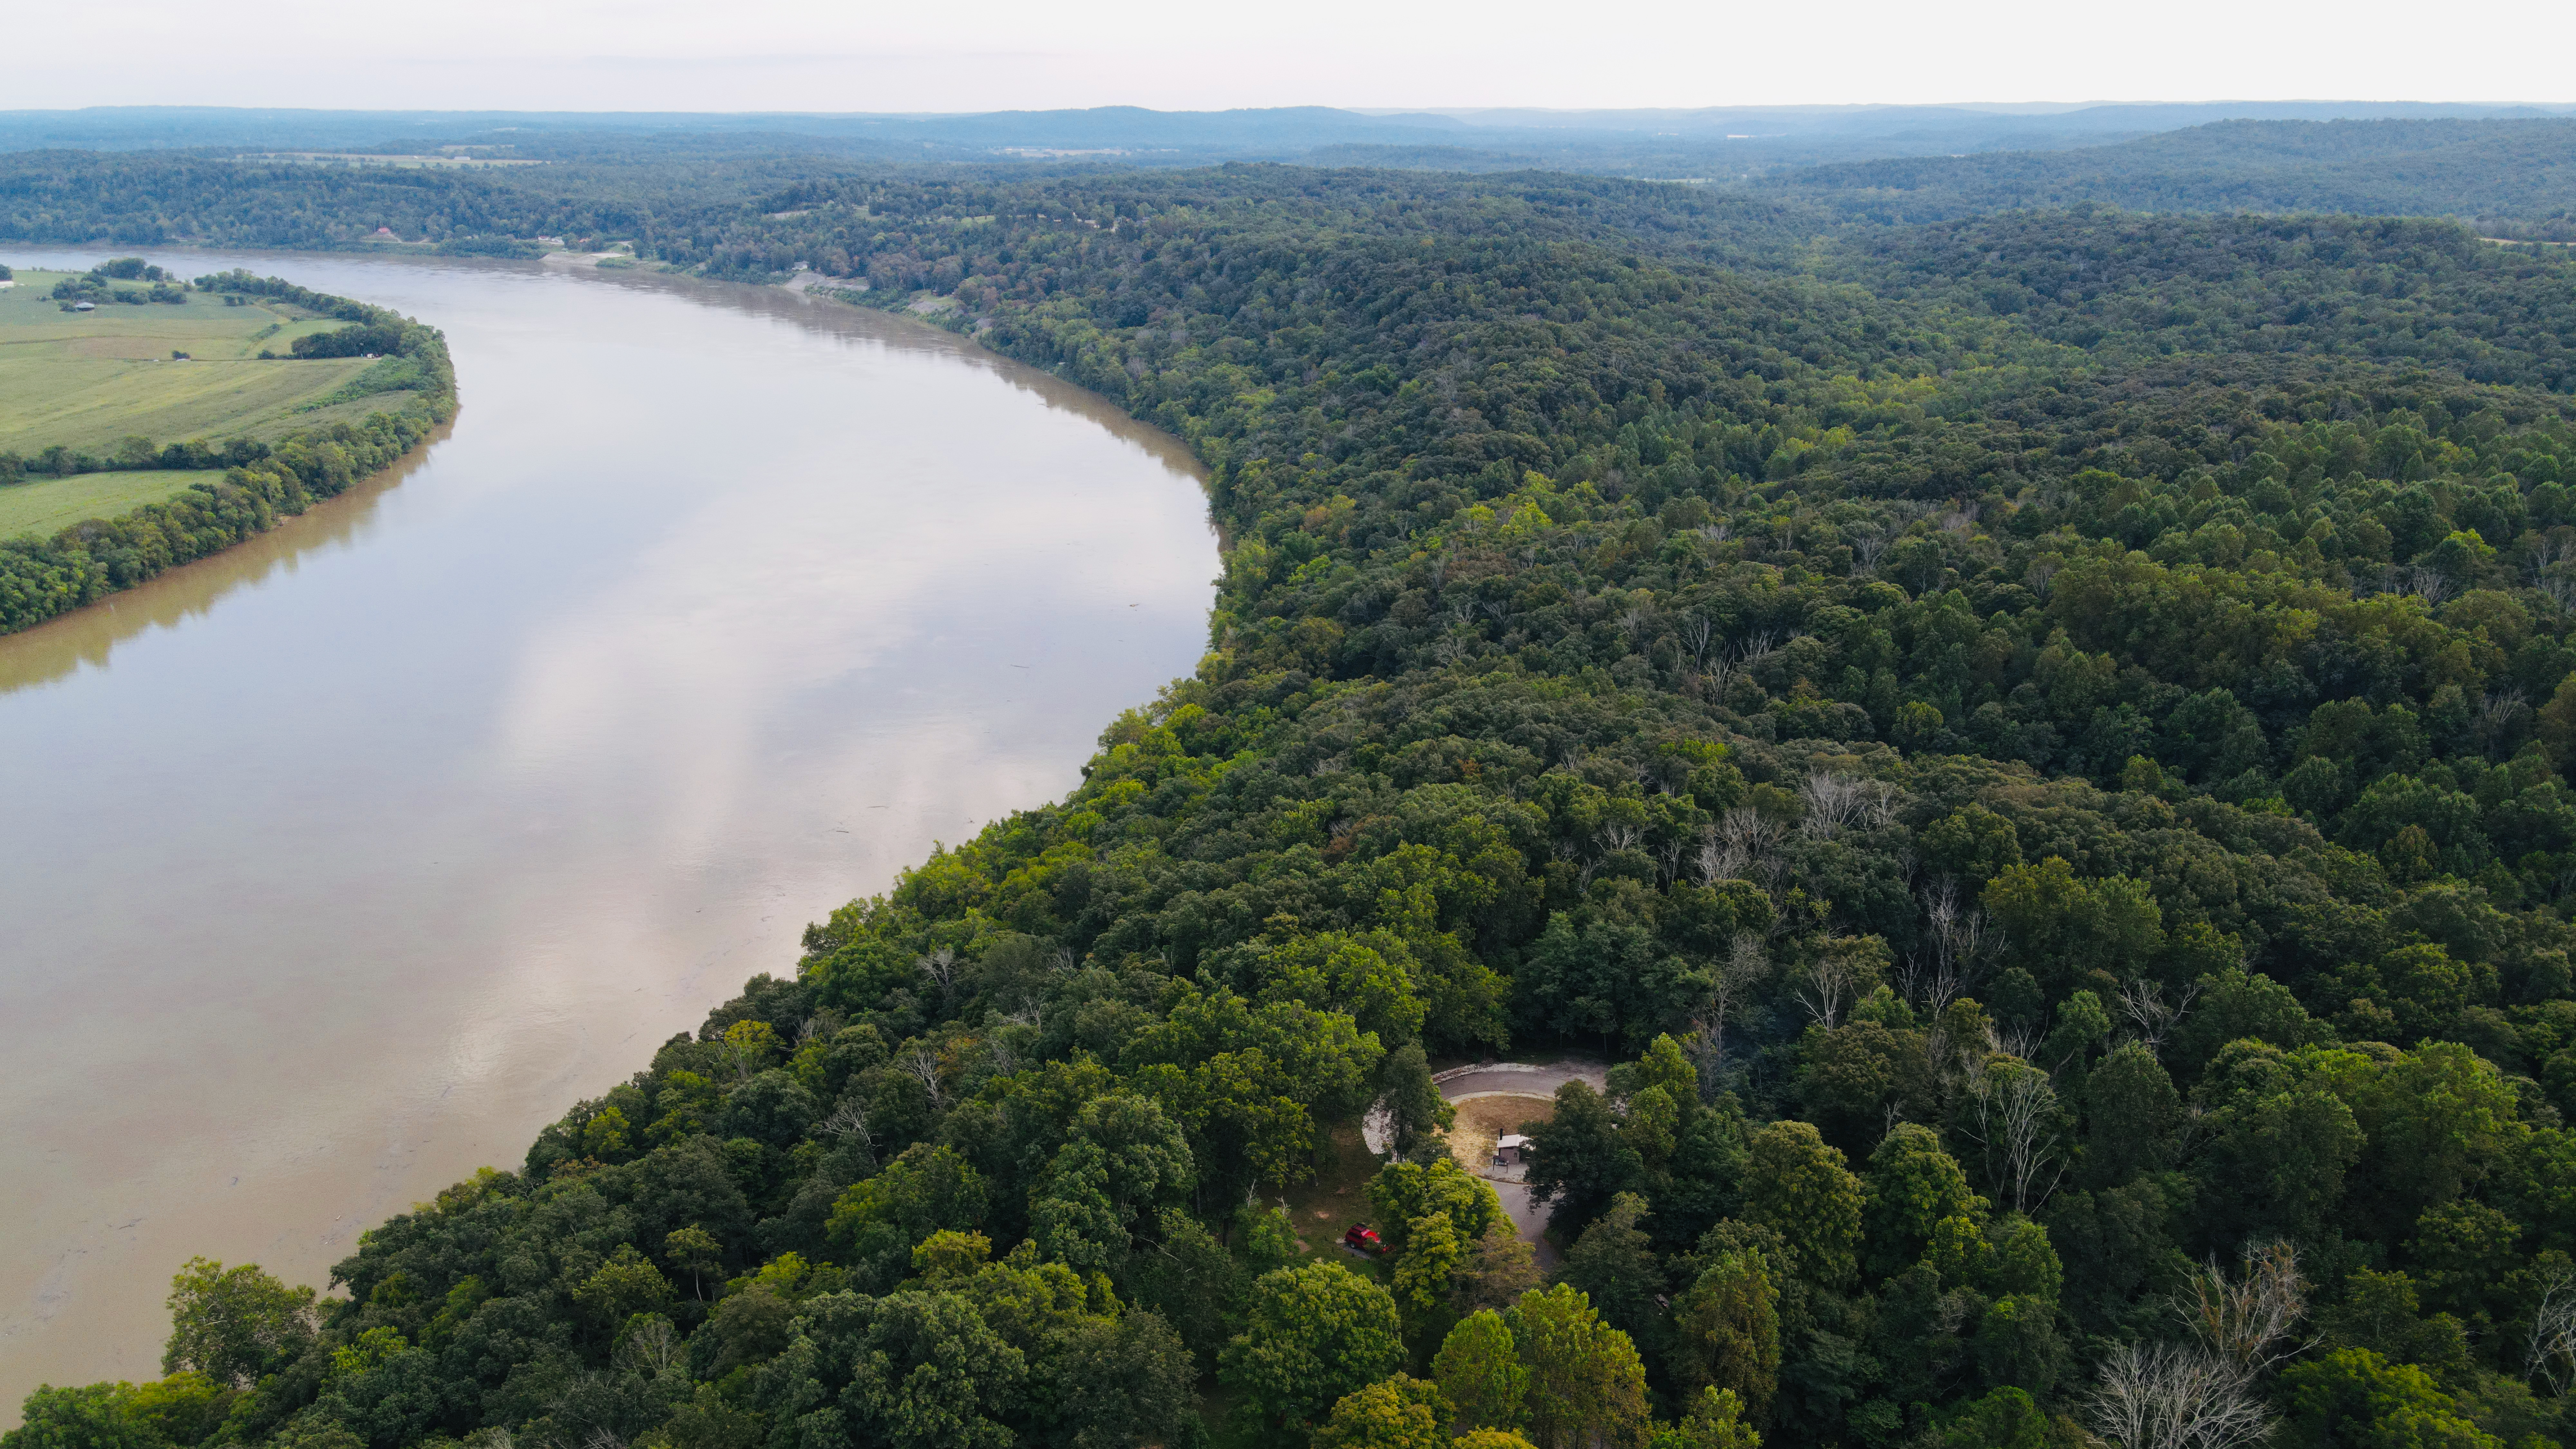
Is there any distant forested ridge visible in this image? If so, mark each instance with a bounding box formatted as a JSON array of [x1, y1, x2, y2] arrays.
[[27, 149, 2576, 1449], [1756, 119, 2576, 238], [0, 266, 456, 632], [7, 117, 2576, 261]]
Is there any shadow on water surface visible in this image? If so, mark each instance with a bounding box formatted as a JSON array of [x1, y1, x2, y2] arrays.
[[0, 421, 452, 695]]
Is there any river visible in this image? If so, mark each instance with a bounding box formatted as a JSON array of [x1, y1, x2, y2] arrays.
[[0, 250, 1218, 1411]]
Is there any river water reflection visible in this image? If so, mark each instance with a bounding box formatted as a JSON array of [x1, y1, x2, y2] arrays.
[[0, 251, 1217, 1408]]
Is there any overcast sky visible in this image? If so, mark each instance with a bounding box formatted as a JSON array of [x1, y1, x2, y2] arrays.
[[6, 0, 2571, 113]]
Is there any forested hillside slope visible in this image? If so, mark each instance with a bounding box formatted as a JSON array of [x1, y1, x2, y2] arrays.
[[22, 167, 2576, 1449]]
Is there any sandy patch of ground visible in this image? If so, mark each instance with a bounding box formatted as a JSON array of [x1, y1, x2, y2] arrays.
[[1447, 1092, 1554, 1177]]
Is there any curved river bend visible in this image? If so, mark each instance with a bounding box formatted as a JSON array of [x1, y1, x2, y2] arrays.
[[0, 251, 1217, 1410]]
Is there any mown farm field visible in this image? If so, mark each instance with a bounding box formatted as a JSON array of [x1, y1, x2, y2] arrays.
[[0, 467, 229, 537], [0, 270, 382, 454]]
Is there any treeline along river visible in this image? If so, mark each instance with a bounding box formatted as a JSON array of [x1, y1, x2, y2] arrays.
[[0, 251, 1219, 1413]]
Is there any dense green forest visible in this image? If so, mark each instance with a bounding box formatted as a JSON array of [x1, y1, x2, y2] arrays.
[[26, 149, 2576, 1449], [0, 265, 456, 632]]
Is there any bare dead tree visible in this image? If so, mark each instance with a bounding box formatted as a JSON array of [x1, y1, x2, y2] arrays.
[[916, 946, 960, 1012], [2025, 557, 2061, 600], [1698, 807, 1786, 886], [1657, 834, 1689, 886], [2084, 1341, 2272, 1449], [818, 1096, 873, 1151], [1597, 820, 1645, 854], [2183, 1239, 2310, 1372], [2473, 688, 2533, 757], [2119, 980, 2200, 1056], [1795, 947, 1865, 1029], [1702, 628, 1784, 703], [1860, 780, 1901, 830], [904, 1045, 947, 1108], [1555, 837, 1603, 891], [1799, 771, 1897, 840], [1680, 614, 1716, 671], [613, 1315, 684, 1378], [1985, 1017, 2042, 1062], [1965, 1058, 2067, 1213], [1691, 932, 1773, 1090], [1911, 879, 1994, 1014], [2088, 1239, 2309, 1449], [2528, 1263, 2576, 1393], [2543, 574, 2576, 614], [1852, 530, 1891, 575], [2401, 564, 2456, 605]]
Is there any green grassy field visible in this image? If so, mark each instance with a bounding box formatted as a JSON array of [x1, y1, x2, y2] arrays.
[[0, 270, 391, 454], [0, 468, 224, 539]]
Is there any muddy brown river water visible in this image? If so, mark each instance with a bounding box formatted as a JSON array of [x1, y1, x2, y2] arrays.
[[0, 250, 1217, 1411]]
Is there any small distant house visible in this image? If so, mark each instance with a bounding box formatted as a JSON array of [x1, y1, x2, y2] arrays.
[[1493, 1134, 1532, 1165], [536, 235, 565, 247], [72, 300, 95, 311], [373, 226, 400, 239]]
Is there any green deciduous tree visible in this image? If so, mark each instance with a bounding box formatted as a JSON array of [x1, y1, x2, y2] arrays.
[[665, 1224, 723, 1299], [1220, 1264, 1407, 1442], [1668, 1238, 1781, 1421], [121, 1374, 232, 1447], [1367, 1155, 1504, 1258], [161, 1258, 317, 1388], [1396, 1212, 1464, 1318], [1742, 1121, 1865, 1287], [1555, 1192, 1666, 1353], [1509, 1284, 1653, 1449], [1312, 1375, 1453, 1449], [1650, 1387, 1762, 1449], [1435, 1310, 1530, 1434], [1526, 1081, 1644, 1232], [2082, 1043, 2180, 1189], [826, 1143, 990, 1288], [753, 1288, 1026, 1449], [1863, 1123, 1985, 1279], [1453, 1222, 1543, 1314], [1379, 1042, 1457, 1157], [0, 1386, 159, 1449], [2279, 1347, 2501, 1449], [1039, 1309, 1200, 1449], [573, 1243, 674, 1328]]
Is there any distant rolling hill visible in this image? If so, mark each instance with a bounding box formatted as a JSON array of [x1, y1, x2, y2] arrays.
[[1752, 118, 2576, 236]]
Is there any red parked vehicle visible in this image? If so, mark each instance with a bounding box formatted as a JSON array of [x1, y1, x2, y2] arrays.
[[1342, 1223, 1387, 1256]]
